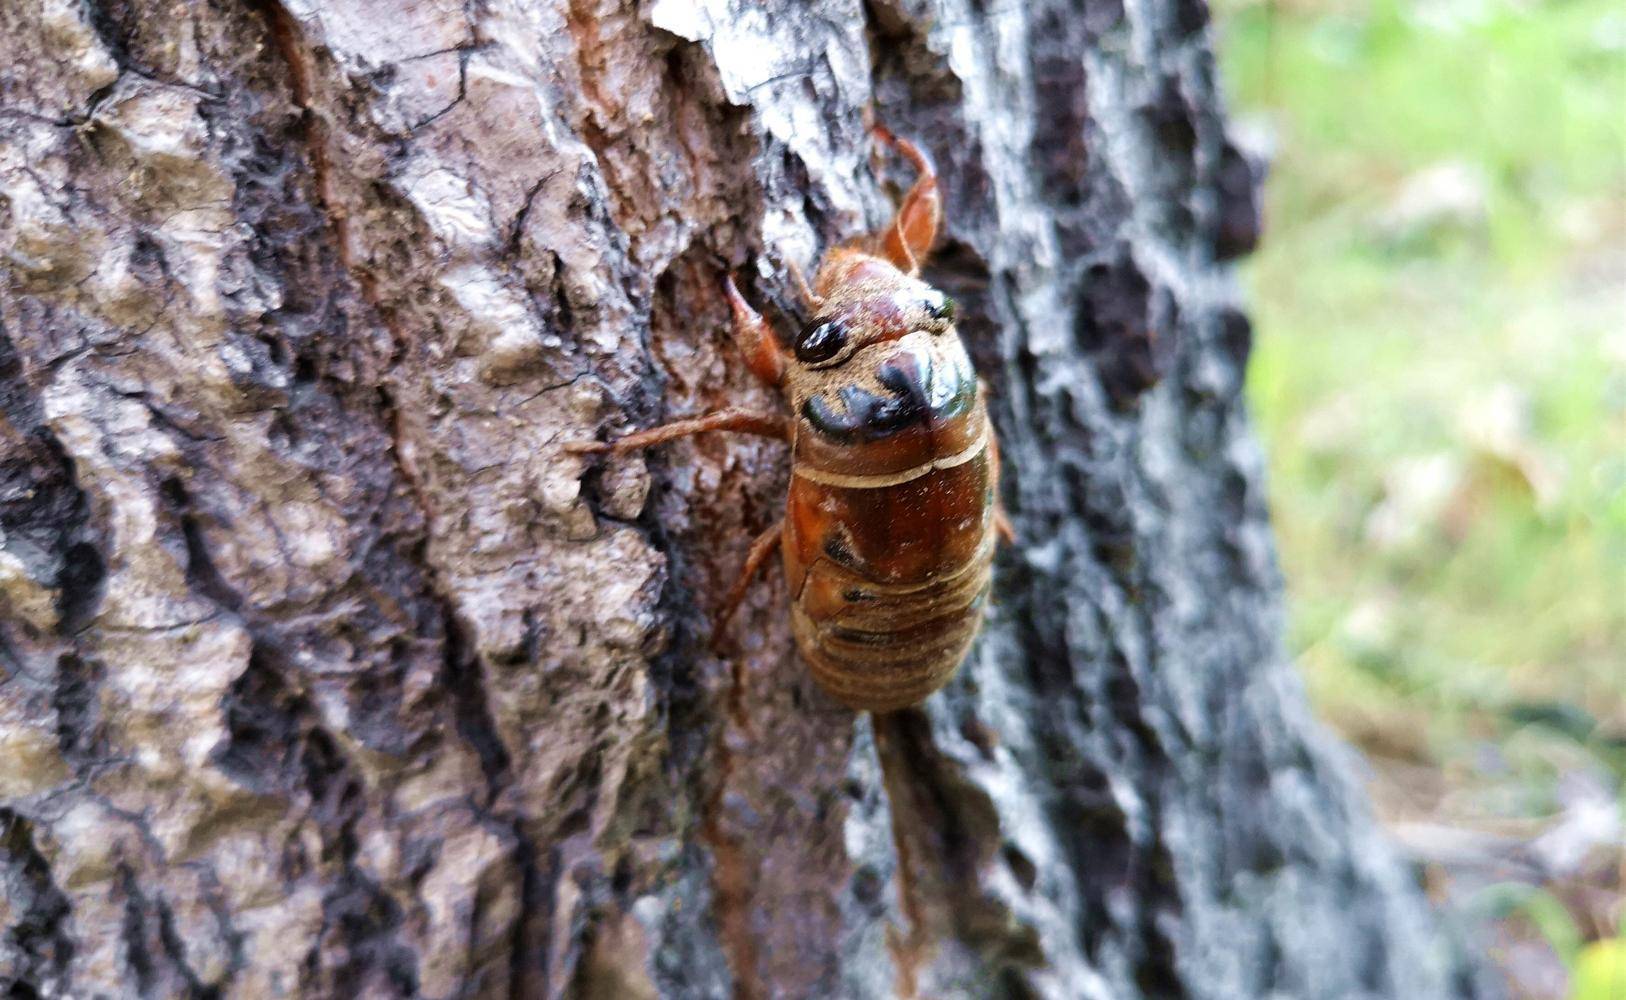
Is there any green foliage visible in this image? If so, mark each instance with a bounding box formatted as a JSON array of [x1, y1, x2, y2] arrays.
[[1214, 0, 1625, 983], [1477, 883, 1585, 966], [1571, 938, 1626, 1000], [1215, 0, 1626, 781]]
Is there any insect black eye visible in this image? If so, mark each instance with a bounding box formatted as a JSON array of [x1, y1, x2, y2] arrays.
[[796, 319, 848, 364]]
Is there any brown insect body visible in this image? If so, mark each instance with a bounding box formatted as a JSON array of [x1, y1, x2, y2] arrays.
[[780, 252, 996, 711], [571, 128, 1005, 712]]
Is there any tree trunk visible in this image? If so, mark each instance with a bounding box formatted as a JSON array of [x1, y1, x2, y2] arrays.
[[0, 0, 1494, 997]]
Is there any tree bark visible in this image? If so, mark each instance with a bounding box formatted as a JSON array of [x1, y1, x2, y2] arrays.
[[0, 0, 1494, 997]]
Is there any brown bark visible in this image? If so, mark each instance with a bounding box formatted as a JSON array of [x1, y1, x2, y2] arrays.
[[0, 0, 1494, 997]]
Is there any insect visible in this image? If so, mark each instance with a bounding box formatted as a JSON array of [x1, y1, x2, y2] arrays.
[[570, 126, 1010, 712]]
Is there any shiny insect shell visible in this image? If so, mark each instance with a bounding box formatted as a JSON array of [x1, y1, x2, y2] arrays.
[[775, 262, 998, 712], [571, 129, 1006, 713]]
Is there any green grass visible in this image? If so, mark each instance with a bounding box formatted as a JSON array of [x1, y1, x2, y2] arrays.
[[1215, 7, 1626, 983], [1213, 0, 1626, 811]]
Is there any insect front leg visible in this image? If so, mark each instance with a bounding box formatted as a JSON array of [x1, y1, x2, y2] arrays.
[[873, 124, 943, 276], [724, 274, 787, 387], [568, 273, 796, 455], [565, 408, 789, 455]]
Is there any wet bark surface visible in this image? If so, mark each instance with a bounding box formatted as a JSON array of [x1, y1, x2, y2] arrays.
[[0, 0, 1495, 997]]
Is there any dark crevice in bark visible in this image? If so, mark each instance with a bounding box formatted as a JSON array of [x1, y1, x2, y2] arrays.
[[0, 330, 105, 639], [243, 0, 363, 324], [245, 0, 314, 113], [156, 897, 221, 1000], [506, 824, 552, 1000], [0, 812, 74, 997], [213, 642, 309, 794], [1213, 139, 1264, 263], [301, 727, 421, 998], [51, 651, 103, 770], [51, 542, 105, 638], [213, 644, 414, 996], [246, 0, 526, 821], [191, 867, 248, 996], [79, 0, 135, 77], [160, 477, 244, 614], [118, 865, 158, 996], [80, 0, 214, 95], [313, 871, 420, 998], [439, 602, 511, 801], [1027, 7, 1092, 209], [1072, 244, 1177, 411], [1138, 72, 1201, 228], [508, 172, 565, 260], [874, 711, 1044, 989], [116, 862, 221, 1000]]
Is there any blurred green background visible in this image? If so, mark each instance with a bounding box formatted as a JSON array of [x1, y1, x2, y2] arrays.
[[1211, 0, 1625, 995]]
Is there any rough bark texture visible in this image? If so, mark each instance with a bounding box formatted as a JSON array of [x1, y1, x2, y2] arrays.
[[0, 1, 1494, 998]]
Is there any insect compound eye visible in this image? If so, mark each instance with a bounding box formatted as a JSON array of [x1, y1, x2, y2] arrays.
[[923, 291, 956, 325], [795, 318, 849, 365]]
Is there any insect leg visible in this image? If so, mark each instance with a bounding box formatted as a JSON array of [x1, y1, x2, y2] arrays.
[[873, 124, 942, 276], [710, 519, 783, 650], [724, 274, 787, 387], [565, 408, 788, 455], [987, 422, 1016, 545], [995, 509, 1016, 546], [784, 259, 822, 312]]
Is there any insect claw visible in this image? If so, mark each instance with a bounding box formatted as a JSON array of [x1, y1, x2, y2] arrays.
[[724, 272, 787, 386], [869, 123, 939, 275], [722, 270, 747, 307], [870, 120, 931, 177], [562, 439, 609, 455]]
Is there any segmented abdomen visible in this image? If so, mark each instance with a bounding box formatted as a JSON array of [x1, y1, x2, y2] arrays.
[[783, 395, 995, 712]]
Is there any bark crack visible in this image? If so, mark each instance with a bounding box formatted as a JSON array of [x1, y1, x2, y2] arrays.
[[408, 45, 475, 133]]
